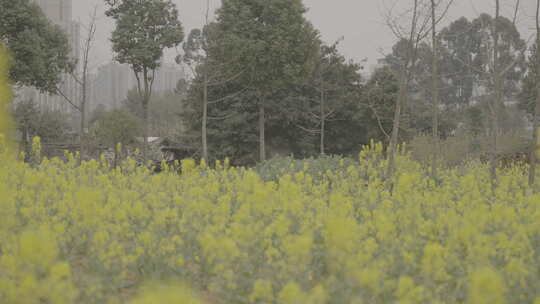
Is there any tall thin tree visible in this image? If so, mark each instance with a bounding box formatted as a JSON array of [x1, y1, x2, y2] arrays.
[[182, 1, 248, 161], [78, 8, 97, 159], [488, 0, 524, 190], [105, 0, 184, 161], [430, 0, 454, 179], [384, 0, 454, 180], [385, 0, 422, 179], [430, 0, 440, 179], [201, 0, 210, 161], [54, 8, 97, 159], [489, 0, 502, 190], [529, 0, 540, 187]]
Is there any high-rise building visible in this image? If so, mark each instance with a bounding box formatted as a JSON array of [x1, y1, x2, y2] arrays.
[[90, 63, 185, 112], [153, 64, 185, 93], [22, 0, 80, 116], [92, 63, 136, 111]]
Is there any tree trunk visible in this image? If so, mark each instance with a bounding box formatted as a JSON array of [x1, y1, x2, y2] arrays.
[[490, 0, 501, 190], [23, 125, 29, 160], [202, 71, 209, 161], [142, 67, 151, 162], [431, 0, 440, 179], [142, 100, 149, 162], [386, 0, 418, 180], [530, 97, 539, 187], [386, 69, 407, 179], [529, 0, 540, 187], [78, 8, 96, 161], [113, 145, 118, 169], [320, 83, 325, 155], [202, 0, 210, 162], [80, 69, 87, 160], [259, 103, 266, 162]]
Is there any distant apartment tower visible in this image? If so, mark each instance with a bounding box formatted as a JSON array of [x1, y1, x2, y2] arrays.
[[91, 63, 185, 112], [92, 63, 136, 111], [23, 0, 80, 114], [153, 64, 185, 93]]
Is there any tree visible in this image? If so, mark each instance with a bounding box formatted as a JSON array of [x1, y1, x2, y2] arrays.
[[13, 99, 38, 150], [13, 99, 71, 157], [438, 14, 525, 109], [181, 0, 214, 161], [362, 66, 399, 143], [122, 89, 186, 139], [91, 109, 139, 165], [181, 3, 244, 161], [430, 0, 455, 179], [0, 0, 73, 93], [383, 6, 526, 183], [89, 104, 107, 127], [182, 26, 211, 161], [213, 0, 319, 162], [296, 40, 363, 155], [382, 0, 457, 180], [2, 1, 98, 155], [57, 8, 98, 159], [489, 0, 503, 189], [385, 39, 437, 136], [439, 17, 479, 107], [0, 45, 13, 146], [383, 0, 432, 179], [438, 18, 479, 110], [529, 0, 540, 187], [520, 44, 538, 115], [184, 84, 259, 164], [480, 1, 526, 189], [78, 9, 98, 159], [105, 0, 184, 160]]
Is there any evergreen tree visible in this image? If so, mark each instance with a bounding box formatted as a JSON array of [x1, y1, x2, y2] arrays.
[[211, 0, 320, 161], [0, 0, 73, 93], [520, 44, 538, 115]]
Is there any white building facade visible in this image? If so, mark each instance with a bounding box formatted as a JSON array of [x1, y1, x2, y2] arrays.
[[91, 63, 185, 112]]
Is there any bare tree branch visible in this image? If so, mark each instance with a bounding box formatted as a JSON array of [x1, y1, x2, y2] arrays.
[[208, 86, 250, 104], [512, 0, 521, 26], [55, 86, 81, 112], [207, 69, 245, 87], [295, 122, 321, 134], [208, 113, 237, 120]]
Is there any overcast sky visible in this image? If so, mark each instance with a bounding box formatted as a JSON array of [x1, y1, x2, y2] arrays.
[[72, 0, 537, 72]]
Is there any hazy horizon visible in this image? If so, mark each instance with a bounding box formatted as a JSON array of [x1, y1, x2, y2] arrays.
[[71, 0, 536, 73]]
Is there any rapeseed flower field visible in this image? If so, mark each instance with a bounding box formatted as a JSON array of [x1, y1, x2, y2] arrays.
[[1, 139, 540, 303]]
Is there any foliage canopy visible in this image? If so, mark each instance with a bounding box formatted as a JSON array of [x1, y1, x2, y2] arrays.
[[0, 0, 73, 93]]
